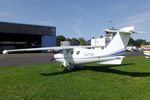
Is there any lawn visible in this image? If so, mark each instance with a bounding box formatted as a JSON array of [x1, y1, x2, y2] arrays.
[[0, 56, 150, 100]]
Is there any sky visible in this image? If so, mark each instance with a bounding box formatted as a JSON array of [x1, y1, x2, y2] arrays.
[[0, 0, 150, 41]]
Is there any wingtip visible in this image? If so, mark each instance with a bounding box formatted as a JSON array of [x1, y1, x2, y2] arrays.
[[2, 50, 8, 54]]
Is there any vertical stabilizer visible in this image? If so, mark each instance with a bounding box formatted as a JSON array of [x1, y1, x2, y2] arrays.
[[103, 26, 134, 56]]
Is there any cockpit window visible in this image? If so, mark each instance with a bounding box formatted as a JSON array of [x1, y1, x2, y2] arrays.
[[76, 51, 80, 55]]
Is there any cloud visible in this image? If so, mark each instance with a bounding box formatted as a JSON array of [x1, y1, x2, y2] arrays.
[[118, 12, 150, 27], [126, 12, 150, 24], [117, 12, 150, 41]]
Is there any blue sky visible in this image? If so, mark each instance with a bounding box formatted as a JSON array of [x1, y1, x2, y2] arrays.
[[0, 0, 150, 41]]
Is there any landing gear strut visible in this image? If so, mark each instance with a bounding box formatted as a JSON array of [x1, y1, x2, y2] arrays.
[[60, 63, 85, 71], [65, 64, 75, 71], [60, 60, 85, 71]]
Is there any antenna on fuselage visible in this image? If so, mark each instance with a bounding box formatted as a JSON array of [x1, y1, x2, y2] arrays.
[[105, 20, 117, 40]]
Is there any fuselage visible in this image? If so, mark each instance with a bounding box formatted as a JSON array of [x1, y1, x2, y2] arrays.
[[54, 48, 101, 64], [54, 47, 125, 65]]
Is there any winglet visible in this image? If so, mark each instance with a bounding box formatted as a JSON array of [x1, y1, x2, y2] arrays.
[[119, 26, 134, 32], [2, 50, 8, 54]]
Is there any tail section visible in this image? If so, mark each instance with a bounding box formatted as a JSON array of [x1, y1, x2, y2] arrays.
[[99, 26, 134, 65], [103, 26, 134, 56], [99, 56, 124, 65]]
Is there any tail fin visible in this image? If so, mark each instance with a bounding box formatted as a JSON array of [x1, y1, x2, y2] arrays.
[[103, 26, 134, 56]]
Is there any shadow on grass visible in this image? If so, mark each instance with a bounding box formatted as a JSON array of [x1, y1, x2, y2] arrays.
[[41, 71, 70, 76], [40, 68, 83, 76], [85, 63, 150, 77], [41, 63, 150, 77]]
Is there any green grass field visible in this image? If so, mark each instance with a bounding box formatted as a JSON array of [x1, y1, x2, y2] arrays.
[[0, 56, 150, 100]]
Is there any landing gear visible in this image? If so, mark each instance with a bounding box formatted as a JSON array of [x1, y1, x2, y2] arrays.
[[60, 63, 85, 71], [60, 61, 85, 71], [65, 64, 75, 71], [59, 63, 74, 71]]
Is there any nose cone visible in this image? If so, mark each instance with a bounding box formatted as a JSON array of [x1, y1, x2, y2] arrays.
[[54, 53, 61, 59]]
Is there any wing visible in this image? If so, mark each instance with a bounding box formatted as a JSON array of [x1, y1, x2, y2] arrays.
[[2, 45, 100, 54]]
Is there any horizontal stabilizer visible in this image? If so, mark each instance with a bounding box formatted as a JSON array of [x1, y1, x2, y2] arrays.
[[98, 56, 124, 65], [105, 26, 135, 33]]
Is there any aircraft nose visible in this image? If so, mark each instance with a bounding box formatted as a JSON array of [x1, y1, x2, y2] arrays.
[[54, 54, 58, 59], [50, 54, 55, 61], [54, 53, 63, 62], [54, 53, 62, 59]]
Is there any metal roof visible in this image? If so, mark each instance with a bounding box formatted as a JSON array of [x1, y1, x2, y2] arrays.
[[0, 22, 56, 36]]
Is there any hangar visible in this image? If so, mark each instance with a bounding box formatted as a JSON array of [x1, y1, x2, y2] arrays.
[[0, 22, 56, 52]]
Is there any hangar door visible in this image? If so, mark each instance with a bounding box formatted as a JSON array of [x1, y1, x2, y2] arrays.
[[0, 33, 41, 51]]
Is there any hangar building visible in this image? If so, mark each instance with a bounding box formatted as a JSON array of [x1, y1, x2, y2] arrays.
[[0, 22, 56, 52]]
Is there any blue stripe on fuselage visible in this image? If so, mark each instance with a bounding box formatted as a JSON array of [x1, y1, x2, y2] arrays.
[[110, 49, 126, 56]]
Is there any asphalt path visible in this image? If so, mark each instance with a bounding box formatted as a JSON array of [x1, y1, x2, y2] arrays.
[[0, 53, 54, 67]]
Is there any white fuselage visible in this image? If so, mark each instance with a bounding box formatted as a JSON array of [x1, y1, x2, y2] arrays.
[[54, 48, 124, 66], [143, 50, 150, 56]]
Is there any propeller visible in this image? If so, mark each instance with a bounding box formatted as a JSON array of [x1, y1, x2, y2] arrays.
[[50, 53, 55, 61]]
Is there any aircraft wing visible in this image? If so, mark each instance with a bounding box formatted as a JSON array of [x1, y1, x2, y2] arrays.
[[2, 45, 100, 54]]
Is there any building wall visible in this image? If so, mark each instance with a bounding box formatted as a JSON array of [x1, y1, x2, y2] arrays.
[[41, 35, 56, 47], [0, 22, 56, 52]]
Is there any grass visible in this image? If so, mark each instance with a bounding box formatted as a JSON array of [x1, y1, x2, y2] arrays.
[[0, 56, 150, 100]]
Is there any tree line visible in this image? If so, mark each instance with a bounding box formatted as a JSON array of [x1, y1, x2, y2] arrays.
[[128, 37, 149, 47], [57, 35, 149, 47], [56, 35, 87, 46]]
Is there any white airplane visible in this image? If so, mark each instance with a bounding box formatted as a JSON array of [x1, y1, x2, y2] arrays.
[[2, 26, 136, 70], [143, 49, 150, 56], [126, 46, 138, 52], [141, 45, 150, 57]]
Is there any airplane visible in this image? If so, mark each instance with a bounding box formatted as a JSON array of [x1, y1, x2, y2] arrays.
[[143, 48, 150, 56], [141, 45, 150, 57], [2, 26, 136, 70], [126, 46, 138, 52]]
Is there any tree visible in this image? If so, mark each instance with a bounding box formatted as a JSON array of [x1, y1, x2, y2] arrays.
[[128, 38, 149, 47], [56, 35, 66, 46], [65, 38, 71, 42], [70, 38, 80, 46], [135, 39, 147, 47], [86, 39, 91, 45], [128, 37, 135, 46], [78, 38, 87, 45]]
